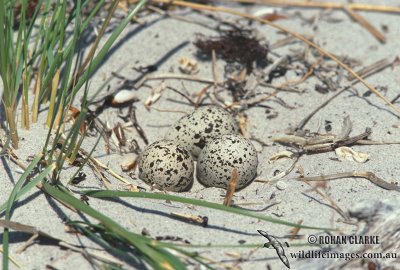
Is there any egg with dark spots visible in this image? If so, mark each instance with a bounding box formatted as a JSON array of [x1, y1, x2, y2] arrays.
[[138, 140, 194, 192], [196, 134, 258, 190], [165, 106, 238, 159]]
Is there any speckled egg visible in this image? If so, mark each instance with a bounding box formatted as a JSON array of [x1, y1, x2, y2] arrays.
[[138, 140, 194, 192], [165, 106, 238, 159], [196, 134, 258, 190]]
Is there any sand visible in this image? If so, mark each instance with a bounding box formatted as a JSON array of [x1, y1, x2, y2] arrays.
[[1, 0, 400, 269]]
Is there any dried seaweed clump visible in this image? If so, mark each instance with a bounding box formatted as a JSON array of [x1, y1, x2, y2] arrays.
[[194, 29, 268, 73]]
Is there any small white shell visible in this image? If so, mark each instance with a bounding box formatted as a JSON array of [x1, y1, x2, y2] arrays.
[[196, 134, 258, 190], [276, 181, 287, 190], [138, 140, 194, 192], [120, 153, 139, 171], [165, 105, 238, 159], [111, 89, 138, 106]]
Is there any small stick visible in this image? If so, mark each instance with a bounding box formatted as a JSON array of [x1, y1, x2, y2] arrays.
[[223, 168, 239, 206], [289, 220, 303, 240], [89, 159, 112, 189], [150, 107, 188, 114], [296, 171, 400, 192], [58, 241, 123, 266], [295, 88, 346, 132], [259, 82, 304, 93], [303, 181, 349, 219], [356, 139, 400, 145], [348, 58, 391, 81], [343, 5, 386, 43], [170, 212, 208, 227], [0, 246, 21, 268], [55, 136, 133, 185], [17, 233, 39, 253], [255, 153, 299, 183], [134, 73, 218, 89], [263, 55, 289, 79], [129, 107, 149, 145], [270, 36, 302, 50], [303, 128, 371, 153], [390, 93, 400, 104], [226, 91, 277, 110], [211, 50, 218, 87], [214, 0, 400, 13], [79, 149, 132, 185], [277, 56, 322, 89], [167, 86, 196, 106], [195, 84, 213, 107]]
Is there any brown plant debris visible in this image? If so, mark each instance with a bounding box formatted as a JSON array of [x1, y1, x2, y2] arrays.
[[223, 168, 239, 206], [170, 212, 209, 227], [194, 28, 268, 73], [274, 128, 372, 154]]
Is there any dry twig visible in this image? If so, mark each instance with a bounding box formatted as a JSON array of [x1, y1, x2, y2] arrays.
[[217, 0, 400, 13], [296, 171, 400, 192], [343, 5, 386, 43]]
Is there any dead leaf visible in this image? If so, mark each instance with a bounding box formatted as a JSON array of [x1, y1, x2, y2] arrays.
[[268, 150, 294, 163], [335, 146, 369, 163], [144, 82, 165, 110], [289, 220, 303, 240], [238, 113, 249, 138], [296, 165, 305, 178], [179, 57, 199, 75], [337, 115, 352, 141], [263, 14, 288, 21], [120, 153, 139, 171]]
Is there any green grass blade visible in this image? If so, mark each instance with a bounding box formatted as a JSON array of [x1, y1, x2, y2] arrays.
[[2, 153, 44, 269], [67, 221, 143, 266], [83, 190, 334, 230], [0, 134, 11, 156], [41, 182, 187, 269], [4, 154, 43, 219], [70, 0, 148, 98], [0, 162, 56, 215], [165, 246, 216, 270], [0, 0, 8, 83]]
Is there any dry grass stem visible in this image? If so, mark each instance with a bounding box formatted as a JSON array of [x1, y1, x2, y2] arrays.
[[218, 0, 400, 13], [289, 220, 303, 240], [297, 171, 400, 192], [343, 5, 386, 43], [170, 212, 208, 227], [348, 58, 391, 81], [303, 181, 349, 219], [134, 73, 218, 89]]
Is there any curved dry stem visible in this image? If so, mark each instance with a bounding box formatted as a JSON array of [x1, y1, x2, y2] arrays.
[[217, 0, 400, 13]]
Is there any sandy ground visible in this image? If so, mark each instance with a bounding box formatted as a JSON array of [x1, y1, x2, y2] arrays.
[[1, 0, 400, 269]]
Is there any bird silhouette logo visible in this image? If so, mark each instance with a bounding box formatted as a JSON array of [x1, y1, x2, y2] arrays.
[[257, 230, 290, 269]]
